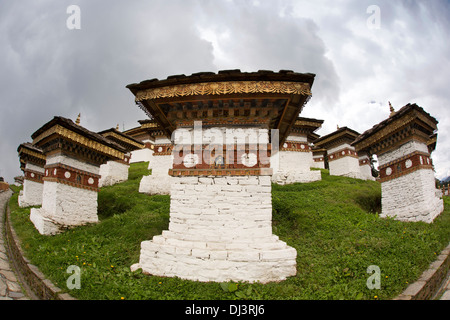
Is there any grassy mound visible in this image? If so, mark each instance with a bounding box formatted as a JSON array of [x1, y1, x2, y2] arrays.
[[8, 162, 450, 300]]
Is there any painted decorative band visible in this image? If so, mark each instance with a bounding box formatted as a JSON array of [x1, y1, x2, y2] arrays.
[[313, 157, 324, 162], [378, 151, 433, 182], [328, 148, 358, 162], [281, 141, 311, 152], [153, 144, 172, 156], [169, 168, 271, 177], [23, 169, 44, 184], [359, 158, 371, 166], [172, 148, 270, 170], [144, 142, 154, 149], [43, 163, 100, 191]]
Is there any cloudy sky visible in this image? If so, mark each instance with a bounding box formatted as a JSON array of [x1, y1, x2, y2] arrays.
[[1, 0, 449, 182]]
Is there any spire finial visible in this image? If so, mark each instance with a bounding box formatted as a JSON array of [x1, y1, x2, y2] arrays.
[[337, 124, 340, 130], [389, 101, 395, 116], [116, 123, 120, 130], [75, 113, 81, 125]]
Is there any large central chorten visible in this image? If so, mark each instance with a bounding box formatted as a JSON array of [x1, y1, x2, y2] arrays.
[[127, 70, 315, 283]]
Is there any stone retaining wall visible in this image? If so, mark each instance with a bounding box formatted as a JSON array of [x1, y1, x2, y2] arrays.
[[395, 242, 450, 300], [4, 203, 75, 300]]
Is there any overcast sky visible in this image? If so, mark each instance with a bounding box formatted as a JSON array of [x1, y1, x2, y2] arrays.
[[1, 0, 449, 182]]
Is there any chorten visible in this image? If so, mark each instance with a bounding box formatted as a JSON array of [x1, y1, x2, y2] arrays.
[[313, 126, 362, 179], [353, 103, 443, 223], [97, 127, 145, 187], [29, 116, 127, 235], [127, 69, 315, 282], [17, 142, 46, 207]]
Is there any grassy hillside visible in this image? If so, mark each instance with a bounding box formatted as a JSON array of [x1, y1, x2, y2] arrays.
[[8, 162, 450, 300]]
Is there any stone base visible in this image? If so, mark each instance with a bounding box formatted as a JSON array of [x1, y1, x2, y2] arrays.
[[30, 179, 100, 235], [133, 175, 297, 283], [99, 161, 129, 187], [30, 208, 66, 235], [18, 193, 41, 208], [139, 175, 173, 195], [380, 169, 444, 223], [30, 206, 99, 235], [339, 171, 363, 180], [359, 164, 375, 181], [133, 233, 296, 283], [329, 156, 361, 178], [18, 180, 43, 208], [272, 170, 321, 185]]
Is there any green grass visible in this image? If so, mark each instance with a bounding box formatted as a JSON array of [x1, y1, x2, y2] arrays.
[[8, 163, 450, 300]]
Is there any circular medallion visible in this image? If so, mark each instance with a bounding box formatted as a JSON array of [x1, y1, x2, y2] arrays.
[[64, 171, 71, 179], [53, 169, 57, 175], [385, 167, 392, 176], [342, 151, 346, 155], [88, 177, 94, 185], [30, 173, 35, 178], [405, 159, 412, 168], [283, 143, 288, 148], [301, 144, 305, 149], [157, 146, 163, 152], [183, 153, 199, 168], [241, 153, 257, 167]]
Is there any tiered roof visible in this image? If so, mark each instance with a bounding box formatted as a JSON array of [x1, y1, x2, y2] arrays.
[[126, 70, 316, 146]]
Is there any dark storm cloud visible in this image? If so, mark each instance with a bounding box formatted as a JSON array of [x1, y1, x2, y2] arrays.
[[196, 0, 341, 108], [0, 0, 449, 181], [0, 0, 216, 182]]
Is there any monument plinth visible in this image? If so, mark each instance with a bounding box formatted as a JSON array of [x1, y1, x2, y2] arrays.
[[127, 70, 315, 282]]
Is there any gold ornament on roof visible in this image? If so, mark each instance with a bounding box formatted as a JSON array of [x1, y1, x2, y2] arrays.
[[75, 113, 81, 125], [389, 102, 395, 117], [135, 81, 312, 102]]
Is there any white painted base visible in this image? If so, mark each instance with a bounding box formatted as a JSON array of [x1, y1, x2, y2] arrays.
[[19, 163, 44, 207], [129, 148, 153, 164], [329, 157, 362, 179], [272, 150, 322, 184], [272, 170, 321, 185], [99, 161, 129, 187], [380, 169, 444, 223], [359, 164, 375, 181], [30, 208, 65, 235], [30, 181, 99, 235], [18, 179, 43, 207], [139, 175, 174, 195], [139, 154, 173, 195], [133, 175, 297, 283], [311, 161, 325, 169]]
